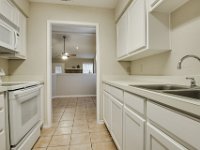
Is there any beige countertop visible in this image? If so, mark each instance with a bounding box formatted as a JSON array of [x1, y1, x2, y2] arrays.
[[0, 81, 44, 93], [103, 78, 200, 118]]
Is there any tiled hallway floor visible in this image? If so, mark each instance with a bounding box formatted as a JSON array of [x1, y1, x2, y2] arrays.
[[33, 97, 117, 150]]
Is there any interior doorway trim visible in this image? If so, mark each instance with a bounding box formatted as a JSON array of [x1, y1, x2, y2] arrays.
[[47, 20, 100, 127]]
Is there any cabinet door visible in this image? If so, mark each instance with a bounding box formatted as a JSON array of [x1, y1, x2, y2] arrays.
[[123, 106, 145, 150], [0, 0, 19, 26], [128, 0, 146, 53], [0, 93, 6, 150], [111, 96, 123, 150], [116, 11, 128, 58], [17, 11, 27, 58], [146, 123, 188, 150], [103, 91, 111, 129], [0, 0, 14, 22]]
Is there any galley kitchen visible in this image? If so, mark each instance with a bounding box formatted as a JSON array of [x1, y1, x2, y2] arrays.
[[0, 0, 200, 150]]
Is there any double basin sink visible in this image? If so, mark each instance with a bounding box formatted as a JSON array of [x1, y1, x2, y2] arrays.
[[130, 84, 200, 100]]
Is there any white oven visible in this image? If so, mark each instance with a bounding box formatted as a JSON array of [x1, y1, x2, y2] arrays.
[[0, 18, 19, 53], [8, 85, 41, 148]]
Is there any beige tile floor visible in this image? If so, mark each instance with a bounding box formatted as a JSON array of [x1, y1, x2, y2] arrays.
[[33, 97, 117, 150]]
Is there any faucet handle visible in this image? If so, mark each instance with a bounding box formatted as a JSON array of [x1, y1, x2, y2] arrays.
[[186, 77, 196, 87]]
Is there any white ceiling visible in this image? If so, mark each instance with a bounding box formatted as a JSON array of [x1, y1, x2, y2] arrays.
[[52, 24, 96, 59], [29, 0, 119, 9]]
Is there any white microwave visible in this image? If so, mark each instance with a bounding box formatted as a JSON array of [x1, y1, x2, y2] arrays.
[[0, 19, 19, 53]]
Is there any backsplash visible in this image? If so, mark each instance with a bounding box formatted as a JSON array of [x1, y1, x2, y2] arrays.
[[0, 58, 8, 75], [130, 0, 200, 76]]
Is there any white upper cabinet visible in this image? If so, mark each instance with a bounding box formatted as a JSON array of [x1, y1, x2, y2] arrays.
[[148, 0, 189, 13], [116, 0, 171, 61], [0, 0, 19, 27], [16, 11, 27, 59], [116, 11, 128, 58], [127, 0, 146, 53]]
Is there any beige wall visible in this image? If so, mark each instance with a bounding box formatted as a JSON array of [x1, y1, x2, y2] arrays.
[[115, 0, 131, 21], [13, 0, 30, 16], [8, 2, 129, 122], [53, 74, 96, 97], [9, 2, 129, 76], [0, 58, 8, 75], [131, 0, 200, 76]]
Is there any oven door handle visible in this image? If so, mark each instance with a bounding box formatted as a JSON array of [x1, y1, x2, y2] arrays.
[[15, 90, 40, 104], [13, 86, 41, 103]]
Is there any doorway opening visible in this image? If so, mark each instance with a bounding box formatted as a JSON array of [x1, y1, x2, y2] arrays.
[[47, 21, 100, 128]]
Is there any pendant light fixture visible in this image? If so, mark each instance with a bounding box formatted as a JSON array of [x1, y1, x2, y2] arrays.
[[61, 35, 68, 60]]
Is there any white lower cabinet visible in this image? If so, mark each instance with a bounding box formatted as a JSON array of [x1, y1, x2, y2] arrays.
[[146, 123, 188, 150], [103, 83, 199, 150], [0, 93, 6, 150], [123, 106, 145, 150], [103, 91, 111, 129], [111, 96, 123, 150]]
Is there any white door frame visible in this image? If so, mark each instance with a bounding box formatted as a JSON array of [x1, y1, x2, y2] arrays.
[[46, 20, 101, 127]]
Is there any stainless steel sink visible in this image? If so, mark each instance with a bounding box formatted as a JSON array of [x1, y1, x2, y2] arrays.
[[130, 84, 190, 91], [163, 90, 200, 100]]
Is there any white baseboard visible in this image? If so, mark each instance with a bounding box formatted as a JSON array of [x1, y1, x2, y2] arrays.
[[52, 95, 96, 99]]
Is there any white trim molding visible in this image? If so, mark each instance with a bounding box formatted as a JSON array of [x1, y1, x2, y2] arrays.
[[52, 95, 96, 99], [47, 20, 101, 127]]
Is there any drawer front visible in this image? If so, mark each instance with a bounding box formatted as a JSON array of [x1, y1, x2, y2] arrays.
[[124, 92, 145, 115], [109, 86, 123, 102], [103, 83, 110, 93], [147, 101, 200, 150], [0, 94, 4, 109]]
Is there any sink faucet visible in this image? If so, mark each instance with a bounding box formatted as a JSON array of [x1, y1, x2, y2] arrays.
[[186, 77, 197, 88], [177, 55, 200, 69]]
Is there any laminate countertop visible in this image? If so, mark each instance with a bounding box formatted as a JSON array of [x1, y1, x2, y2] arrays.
[[103, 78, 200, 118]]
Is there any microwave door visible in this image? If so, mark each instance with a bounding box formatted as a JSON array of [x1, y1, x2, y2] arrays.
[[0, 20, 15, 51]]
